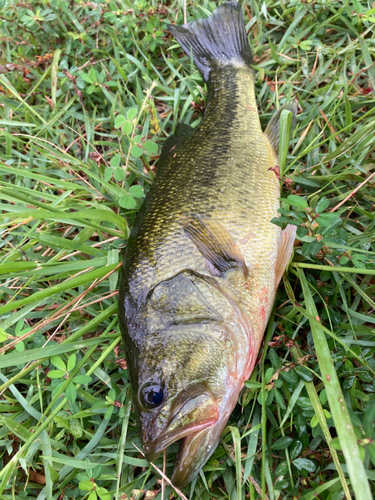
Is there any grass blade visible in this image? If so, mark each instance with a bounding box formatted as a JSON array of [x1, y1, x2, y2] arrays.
[[0, 263, 118, 315], [297, 268, 371, 499]]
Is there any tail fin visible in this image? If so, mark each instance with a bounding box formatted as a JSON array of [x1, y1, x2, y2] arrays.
[[168, 1, 252, 82]]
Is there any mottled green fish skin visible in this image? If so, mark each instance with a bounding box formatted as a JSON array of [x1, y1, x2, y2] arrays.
[[119, 1, 294, 488], [122, 65, 280, 339]]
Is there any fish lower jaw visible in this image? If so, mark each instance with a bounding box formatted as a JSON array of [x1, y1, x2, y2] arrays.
[[171, 426, 219, 488], [142, 419, 215, 464], [172, 385, 245, 488]]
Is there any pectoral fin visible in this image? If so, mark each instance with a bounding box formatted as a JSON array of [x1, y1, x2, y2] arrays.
[[275, 224, 297, 286], [264, 102, 297, 156], [180, 214, 249, 277]]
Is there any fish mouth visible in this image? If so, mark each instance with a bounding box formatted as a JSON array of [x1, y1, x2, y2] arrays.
[[142, 386, 219, 486], [171, 425, 218, 488]]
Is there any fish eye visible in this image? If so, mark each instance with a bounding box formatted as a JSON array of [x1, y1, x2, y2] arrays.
[[139, 381, 165, 409]]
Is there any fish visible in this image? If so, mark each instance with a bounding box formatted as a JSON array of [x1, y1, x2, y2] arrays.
[[118, 0, 297, 488]]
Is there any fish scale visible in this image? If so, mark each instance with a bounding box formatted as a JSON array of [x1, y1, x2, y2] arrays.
[[125, 67, 279, 304], [119, 1, 296, 487]]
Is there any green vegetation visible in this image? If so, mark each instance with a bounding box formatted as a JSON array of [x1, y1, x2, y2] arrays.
[[0, 0, 374, 498]]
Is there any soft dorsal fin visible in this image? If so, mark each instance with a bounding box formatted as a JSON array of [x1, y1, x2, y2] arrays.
[[264, 102, 297, 155], [158, 123, 194, 164], [180, 214, 249, 277], [275, 224, 297, 286]]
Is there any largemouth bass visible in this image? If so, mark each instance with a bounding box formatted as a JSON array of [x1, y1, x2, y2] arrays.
[[119, 1, 296, 487]]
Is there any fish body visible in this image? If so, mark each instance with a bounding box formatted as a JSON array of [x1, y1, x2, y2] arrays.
[[119, 1, 296, 487]]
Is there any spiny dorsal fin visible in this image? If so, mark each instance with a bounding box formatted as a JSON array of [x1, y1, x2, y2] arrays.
[[264, 102, 297, 156], [180, 214, 249, 277], [275, 224, 297, 286], [159, 123, 194, 163], [175, 122, 194, 138]]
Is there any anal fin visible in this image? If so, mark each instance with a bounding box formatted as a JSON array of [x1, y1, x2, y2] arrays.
[[180, 214, 249, 277], [275, 224, 297, 286]]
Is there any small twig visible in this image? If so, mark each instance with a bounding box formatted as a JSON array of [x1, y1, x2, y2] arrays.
[[65, 122, 103, 153], [21, 291, 118, 337], [318, 105, 341, 142], [330, 171, 375, 212], [0, 263, 121, 355], [77, 57, 109, 71], [58, 236, 120, 261], [349, 61, 375, 86], [68, 290, 118, 312], [132, 443, 188, 500], [67, 166, 104, 197], [62, 69, 84, 107], [162, 449, 166, 500], [310, 48, 319, 81], [42, 312, 71, 347], [248, 473, 267, 499], [59, 119, 109, 168], [275, 53, 299, 62], [221, 440, 269, 500], [124, 81, 157, 173]]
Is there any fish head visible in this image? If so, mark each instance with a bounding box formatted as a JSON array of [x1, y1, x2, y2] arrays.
[[134, 326, 237, 487], [130, 272, 246, 487]]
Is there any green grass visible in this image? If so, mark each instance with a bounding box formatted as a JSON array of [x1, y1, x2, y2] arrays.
[[1, 0, 375, 498]]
